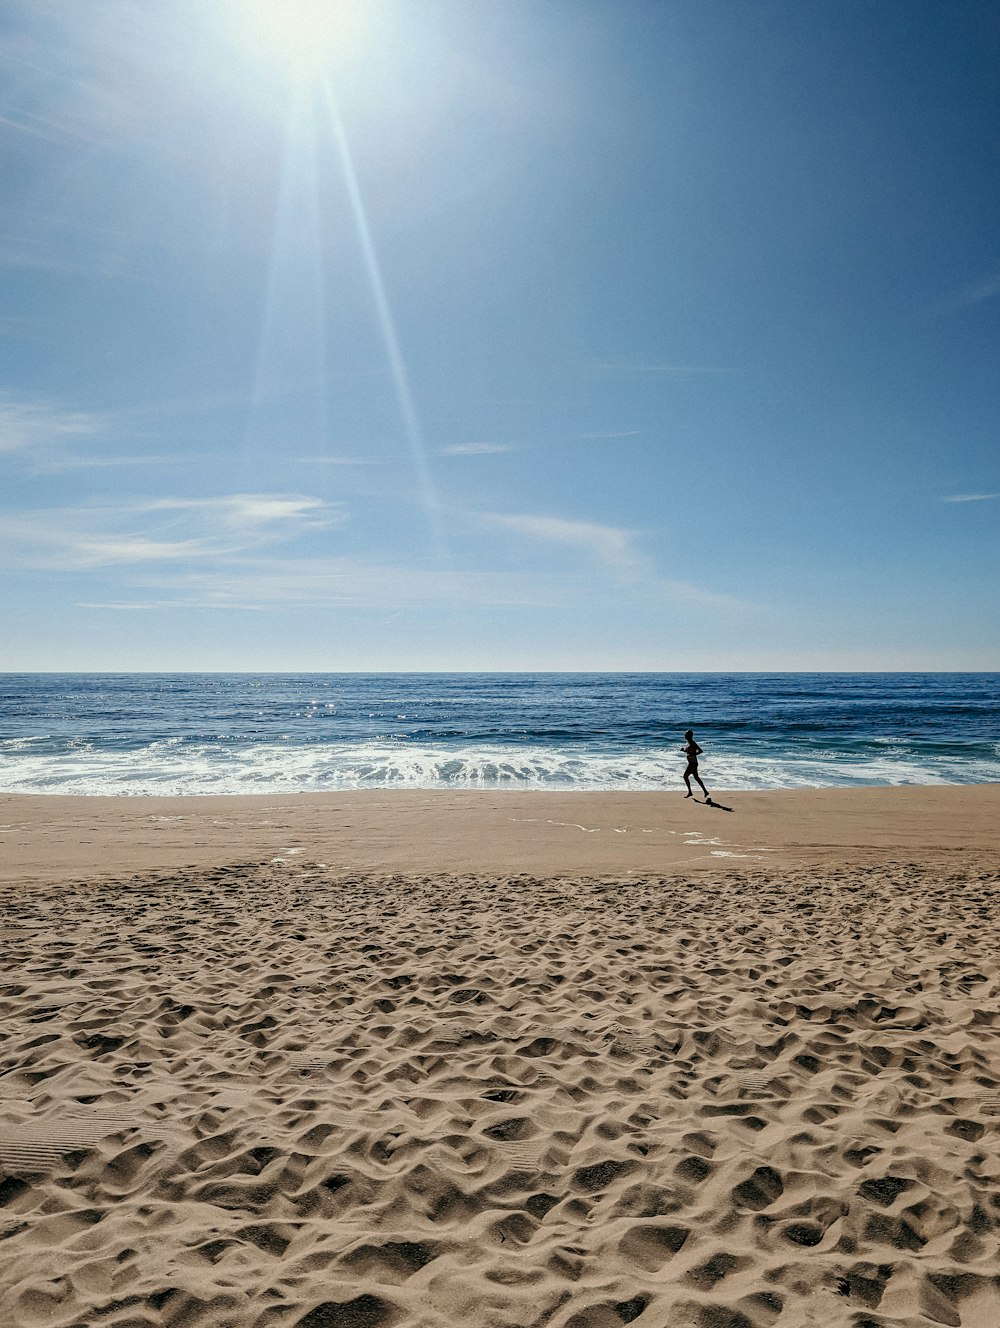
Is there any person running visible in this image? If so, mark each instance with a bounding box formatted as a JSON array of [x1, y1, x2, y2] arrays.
[[682, 729, 711, 801]]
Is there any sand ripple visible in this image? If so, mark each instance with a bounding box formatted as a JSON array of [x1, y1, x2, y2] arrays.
[[2, 861, 1000, 1326]]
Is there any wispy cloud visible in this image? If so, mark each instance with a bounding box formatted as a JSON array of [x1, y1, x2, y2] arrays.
[[83, 560, 574, 612], [71, 536, 218, 567], [136, 495, 331, 525], [437, 443, 514, 456], [0, 5, 204, 160], [942, 492, 1000, 503], [0, 108, 96, 147], [0, 395, 102, 454], [0, 494, 339, 569], [76, 553, 753, 616], [942, 270, 1000, 312], [472, 509, 753, 608], [0, 393, 175, 471], [477, 511, 645, 579], [5, 484, 750, 616], [652, 578, 752, 611]]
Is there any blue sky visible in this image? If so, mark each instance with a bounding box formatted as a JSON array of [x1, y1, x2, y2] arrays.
[[1, 0, 998, 670]]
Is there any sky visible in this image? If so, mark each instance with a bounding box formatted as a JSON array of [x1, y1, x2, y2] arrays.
[[1, 0, 998, 671]]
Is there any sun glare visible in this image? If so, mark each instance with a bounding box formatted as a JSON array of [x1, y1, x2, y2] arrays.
[[231, 0, 370, 80]]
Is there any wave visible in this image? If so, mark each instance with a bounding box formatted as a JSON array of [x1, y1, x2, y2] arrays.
[[1, 739, 998, 795]]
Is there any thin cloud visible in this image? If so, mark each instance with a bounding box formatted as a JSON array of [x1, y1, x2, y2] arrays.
[[942, 492, 1000, 503], [473, 510, 754, 608], [135, 495, 331, 525], [0, 108, 94, 146], [437, 443, 514, 456], [80, 554, 756, 615], [73, 536, 219, 566], [0, 393, 166, 472], [95, 559, 575, 611], [0, 493, 340, 569], [0, 396, 102, 453], [0, 7, 205, 159], [943, 270, 1000, 312], [478, 511, 645, 580]]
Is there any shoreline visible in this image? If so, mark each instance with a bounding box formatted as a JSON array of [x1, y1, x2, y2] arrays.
[[3, 783, 998, 885]]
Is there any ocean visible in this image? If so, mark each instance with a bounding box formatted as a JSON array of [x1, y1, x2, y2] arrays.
[[0, 672, 997, 795]]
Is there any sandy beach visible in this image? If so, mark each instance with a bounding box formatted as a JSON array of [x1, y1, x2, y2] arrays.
[[3, 785, 999, 885], [2, 786, 1000, 1327]]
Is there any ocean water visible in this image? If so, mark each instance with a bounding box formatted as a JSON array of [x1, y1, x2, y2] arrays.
[[0, 673, 997, 795]]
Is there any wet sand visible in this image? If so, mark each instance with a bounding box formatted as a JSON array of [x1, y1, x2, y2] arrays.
[[2, 784, 998, 885]]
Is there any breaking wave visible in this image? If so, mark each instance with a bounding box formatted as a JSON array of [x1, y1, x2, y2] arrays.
[[2, 737, 998, 795]]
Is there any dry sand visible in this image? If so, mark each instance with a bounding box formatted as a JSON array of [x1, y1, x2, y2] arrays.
[[1, 786, 999, 1327]]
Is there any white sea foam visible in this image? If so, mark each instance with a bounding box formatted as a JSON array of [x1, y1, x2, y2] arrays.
[[1, 739, 998, 795]]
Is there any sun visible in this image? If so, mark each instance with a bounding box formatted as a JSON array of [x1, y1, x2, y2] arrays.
[[228, 0, 371, 81]]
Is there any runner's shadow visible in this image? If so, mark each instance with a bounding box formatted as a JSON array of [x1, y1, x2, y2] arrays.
[[704, 798, 734, 812]]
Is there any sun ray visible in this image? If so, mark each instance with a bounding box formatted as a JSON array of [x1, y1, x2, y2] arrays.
[[240, 90, 328, 486], [318, 75, 446, 561], [224, 3, 445, 561]]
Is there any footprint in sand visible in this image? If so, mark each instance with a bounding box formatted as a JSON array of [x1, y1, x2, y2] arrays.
[[3, 859, 1000, 1328]]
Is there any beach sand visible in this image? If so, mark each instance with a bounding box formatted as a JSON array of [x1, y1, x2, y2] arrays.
[[2, 786, 999, 1327]]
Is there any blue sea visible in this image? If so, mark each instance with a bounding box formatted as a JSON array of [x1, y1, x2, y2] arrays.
[[0, 673, 997, 795]]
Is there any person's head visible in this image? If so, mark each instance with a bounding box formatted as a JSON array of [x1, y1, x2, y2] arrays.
[[684, 729, 693, 740]]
